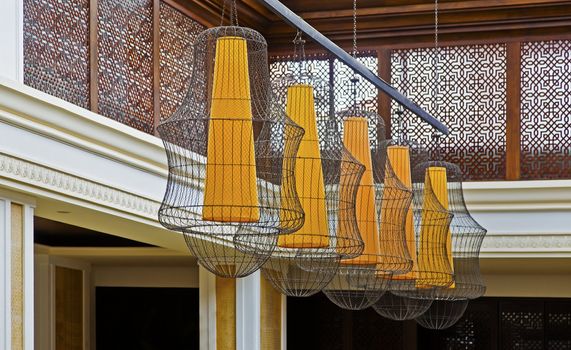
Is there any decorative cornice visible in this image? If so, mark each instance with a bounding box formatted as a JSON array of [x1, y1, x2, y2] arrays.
[[0, 152, 160, 220]]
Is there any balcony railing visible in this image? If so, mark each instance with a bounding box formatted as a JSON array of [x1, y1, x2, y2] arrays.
[[22, 0, 571, 182]]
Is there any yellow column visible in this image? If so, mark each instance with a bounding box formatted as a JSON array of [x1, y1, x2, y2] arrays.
[[216, 277, 237, 350], [261, 276, 282, 350], [11, 203, 23, 350]]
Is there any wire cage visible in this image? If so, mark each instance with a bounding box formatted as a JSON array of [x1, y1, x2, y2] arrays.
[[323, 111, 413, 310], [395, 161, 487, 300], [378, 139, 455, 295], [260, 86, 366, 296], [415, 299, 470, 330], [373, 292, 433, 321], [157, 25, 307, 278]]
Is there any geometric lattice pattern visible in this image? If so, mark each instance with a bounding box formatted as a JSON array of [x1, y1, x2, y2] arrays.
[[270, 51, 378, 121], [23, 0, 91, 109], [97, 0, 155, 134], [546, 301, 571, 350], [159, 2, 205, 121], [419, 298, 571, 350], [500, 302, 544, 350], [521, 40, 571, 180], [391, 44, 507, 181]]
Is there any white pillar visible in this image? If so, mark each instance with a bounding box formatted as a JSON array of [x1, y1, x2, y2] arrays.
[[199, 266, 216, 350], [0, 0, 23, 82], [0, 191, 35, 350], [236, 271, 261, 350]]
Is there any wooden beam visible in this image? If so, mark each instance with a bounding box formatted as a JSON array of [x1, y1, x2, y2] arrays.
[[89, 0, 99, 113], [506, 41, 522, 180], [377, 48, 392, 139], [297, 0, 571, 20]]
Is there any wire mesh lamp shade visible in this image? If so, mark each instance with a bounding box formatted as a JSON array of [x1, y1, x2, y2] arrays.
[[261, 84, 365, 297], [380, 140, 455, 295], [157, 26, 305, 278], [324, 112, 413, 310], [396, 161, 487, 300], [373, 292, 433, 321], [415, 299, 469, 330]]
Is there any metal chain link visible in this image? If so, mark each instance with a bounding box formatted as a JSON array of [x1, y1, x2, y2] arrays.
[[220, 0, 239, 26], [232, 0, 239, 26], [432, 0, 441, 148], [353, 0, 358, 58]]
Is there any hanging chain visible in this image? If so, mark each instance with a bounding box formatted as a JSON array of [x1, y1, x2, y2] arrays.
[[432, 0, 442, 157], [352, 0, 358, 58], [220, 0, 239, 26], [350, 0, 360, 111], [232, 0, 239, 26], [293, 30, 306, 82]]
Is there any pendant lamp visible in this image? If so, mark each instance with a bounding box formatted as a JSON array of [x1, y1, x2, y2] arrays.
[[261, 75, 365, 297], [397, 161, 487, 301], [415, 299, 469, 330], [373, 292, 433, 321], [157, 23, 305, 278], [323, 112, 413, 310], [378, 139, 455, 294]]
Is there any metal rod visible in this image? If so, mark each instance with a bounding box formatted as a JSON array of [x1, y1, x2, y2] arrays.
[[257, 0, 450, 135]]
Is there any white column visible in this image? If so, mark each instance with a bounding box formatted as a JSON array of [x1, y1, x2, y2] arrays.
[[0, 0, 23, 82], [0, 199, 10, 350], [281, 295, 287, 350], [236, 271, 261, 350], [199, 266, 216, 350]]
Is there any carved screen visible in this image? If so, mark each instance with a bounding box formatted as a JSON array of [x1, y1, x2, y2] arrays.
[[500, 301, 544, 350], [23, 0, 90, 109], [391, 44, 507, 181], [521, 40, 571, 180], [97, 0, 154, 134], [546, 301, 571, 350], [159, 2, 205, 121], [270, 51, 378, 122]]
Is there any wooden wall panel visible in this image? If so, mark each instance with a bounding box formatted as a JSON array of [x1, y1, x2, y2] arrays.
[[55, 266, 83, 350]]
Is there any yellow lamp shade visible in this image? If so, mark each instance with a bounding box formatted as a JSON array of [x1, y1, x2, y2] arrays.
[[415, 166, 454, 288], [278, 84, 329, 248], [202, 36, 260, 223], [340, 117, 381, 265], [383, 146, 416, 280]]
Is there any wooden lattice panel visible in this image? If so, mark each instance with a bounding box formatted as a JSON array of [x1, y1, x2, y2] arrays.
[[159, 2, 205, 121], [521, 40, 571, 180], [97, 0, 154, 134], [500, 301, 544, 350], [23, 0, 90, 109], [391, 44, 507, 181]]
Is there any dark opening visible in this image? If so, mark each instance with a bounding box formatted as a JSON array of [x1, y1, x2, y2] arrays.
[[288, 294, 571, 350], [96, 287, 199, 349]]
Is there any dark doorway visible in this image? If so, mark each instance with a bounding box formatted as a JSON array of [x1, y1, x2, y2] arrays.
[[288, 294, 571, 350], [96, 287, 199, 349]]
